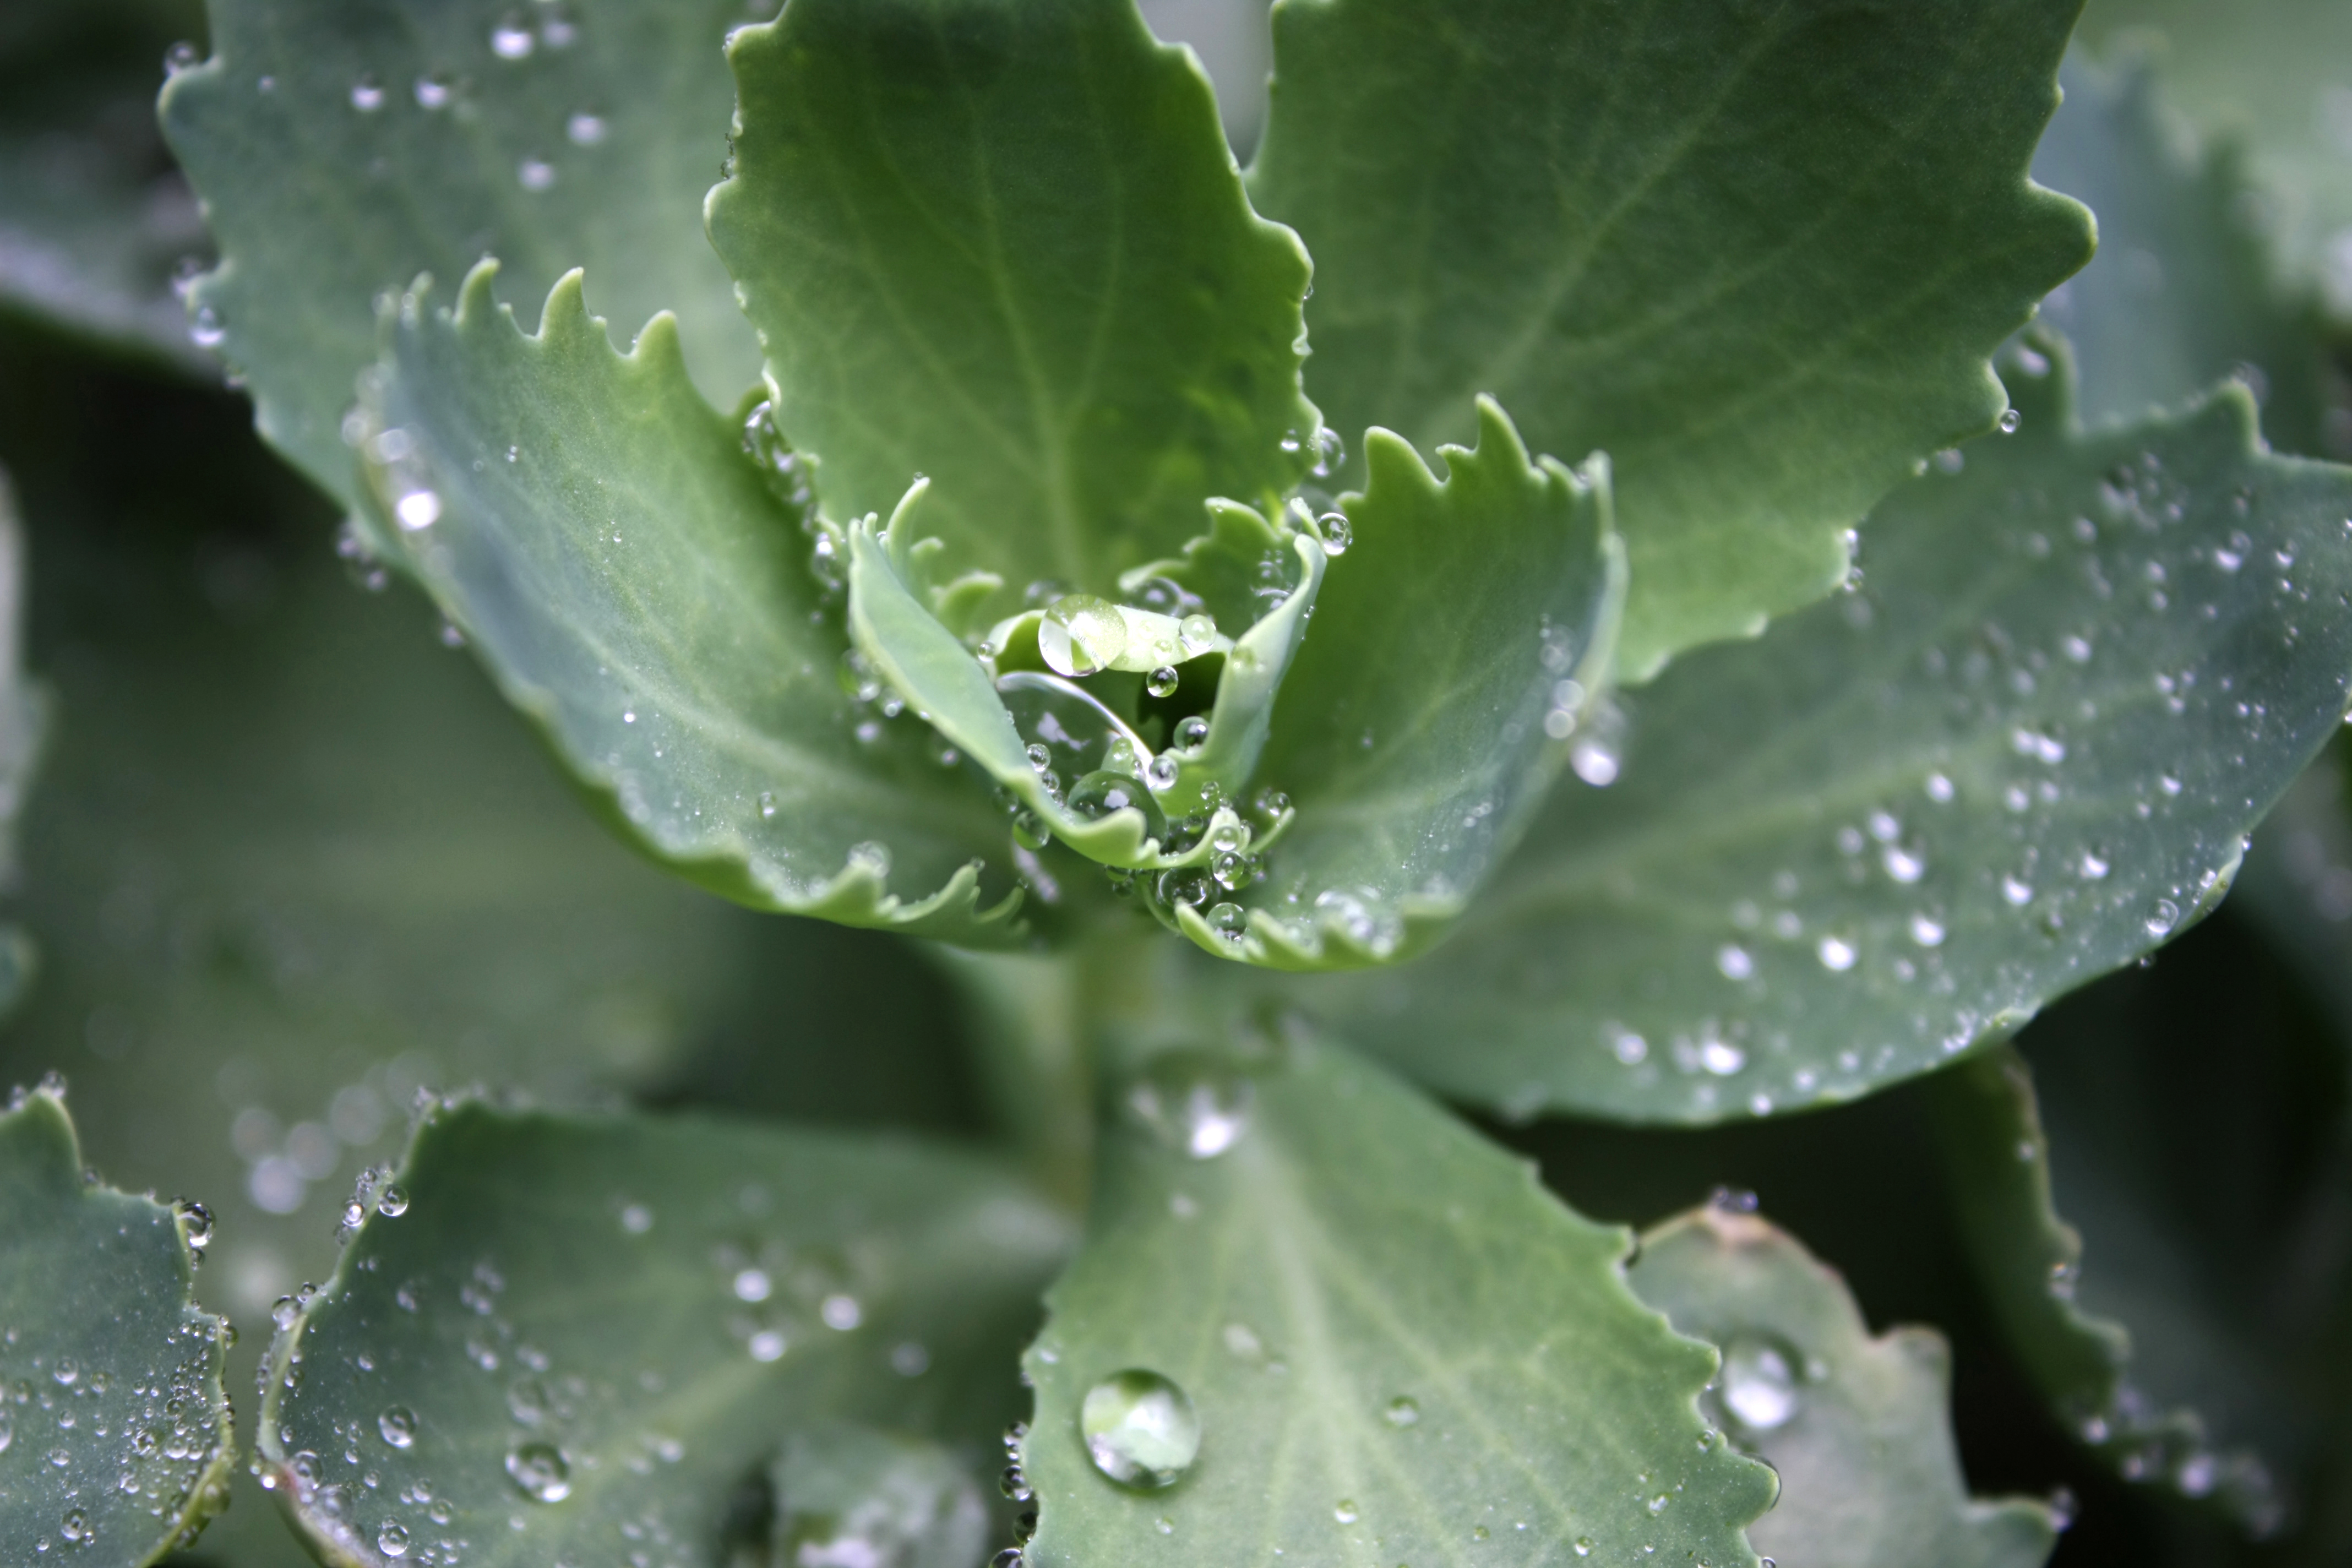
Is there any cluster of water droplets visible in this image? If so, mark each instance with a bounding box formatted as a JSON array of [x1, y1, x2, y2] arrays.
[[0, 1314, 232, 1558], [335, 2, 602, 197], [1545, 425, 2326, 1118]]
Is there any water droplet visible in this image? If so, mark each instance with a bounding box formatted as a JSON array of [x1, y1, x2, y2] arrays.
[[619, 1202, 653, 1234], [272, 1296, 301, 1331], [378, 1520, 411, 1557], [1881, 843, 1925, 883], [1816, 935, 1856, 971], [379, 1407, 416, 1449], [732, 1267, 772, 1303], [189, 306, 226, 350], [1575, 1539, 1594, 1557], [2147, 898, 2180, 937], [505, 1440, 571, 1502], [847, 841, 891, 878], [2002, 875, 2035, 906], [491, 14, 535, 57], [1309, 427, 1346, 477], [1147, 754, 1180, 792], [1998, 407, 2022, 434], [1178, 613, 1218, 656], [59, 1511, 89, 1544], [1719, 1335, 1800, 1433], [1174, 715, 1211, 753], [1068, 771, 1168, 841], [1334, 1499, 1359, 1524], [1080, 1370, 1200, 1489], [1384, 1397, 1420, 1427], [1925, 772, 1956, 803], [375, 1185, 409, 1218], [1038, 595, 1128, 677], [1716, 945, 1754, 981], [821, 1294, 863, 1330], [350, 75, 386, 111], [1318, 514, 1352, 555], [566, 112, 606, 146], [1207, 901, 1246, 936], [517, 156, 556, 192], [1570, 736, 1620, 786], [413, 74, 452, 110], [1909, 913, 1946, 947], [164, 40, 201, 73], [1128, 1053, 1253, 1156], [1146, 665, 1180, 699], [1699, 1038, 1745, 1075], [395, 488, 442, 531], [748, 1330, 787, 1363]]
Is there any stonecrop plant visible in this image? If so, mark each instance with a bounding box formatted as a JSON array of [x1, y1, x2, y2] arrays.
[[9, 0, 2352, 1562]]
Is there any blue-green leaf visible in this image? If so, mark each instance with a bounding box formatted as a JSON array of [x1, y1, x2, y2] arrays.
[[707, 0, 1319, 611]]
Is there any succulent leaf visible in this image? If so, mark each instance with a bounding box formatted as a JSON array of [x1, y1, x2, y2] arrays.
[[357, 264, 1026, 942], [1250, 0, 2095, 678], [1287, 339, 2352, 1121], [707, 0, 1320, 611], [1016, 1038, 1776, 1567], [159, 0, 760, 509], [257, 1099, 1073, 1568], [0, 1081, 235, 1566], [1629, 1202, 2062, 1568]]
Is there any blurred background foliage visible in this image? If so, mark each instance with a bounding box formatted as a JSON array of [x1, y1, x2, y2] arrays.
[[4, 0, 2352, 1564]]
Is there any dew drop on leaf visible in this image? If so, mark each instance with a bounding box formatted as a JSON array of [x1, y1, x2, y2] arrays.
[[1080, 1369, 1200, 1489], [1127, 1054, 1253, 1158], [1718, 1334, 1801, 1433], [1383, 1396, 1420, 1428], [378, 1520, 411, 1557], [1038, 595, 1127, 677], [378, 1407, 416, 1449], [1146, 665, 1179, 698], [504, 1440, 571, 1502]]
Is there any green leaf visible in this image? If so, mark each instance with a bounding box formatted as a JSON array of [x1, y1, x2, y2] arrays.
[[359, 263, 1031, 943], [256, 1099, 1073, 1568], [1248, 0, 2094, 678], [1287, 339, 2352, 1123], [1015, 1040, 1777, 1566], [1191, 397, 1621, 970], [769, 1423, 990, 1568], [0, 1081, 235, 1565], [159, 0, 761, 508], [1627, 1202, 2060, 1568], [0, 0, 213, 368], [1924, 1043, 2296, 1534], [707, 0, 1319, 609], [2076, 0, 2352, 315], [2032, 50, 2329, 453]]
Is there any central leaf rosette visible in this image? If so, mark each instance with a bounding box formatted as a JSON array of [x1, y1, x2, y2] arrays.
[[837, 400, 1624, 967]]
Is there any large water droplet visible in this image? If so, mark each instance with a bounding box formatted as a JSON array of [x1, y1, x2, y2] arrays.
[[1038, 595, 1128, 677], [378, 1407, 416, 1450], [491, 14, 535, 57], [1128, 1054, 1253, 1157], [1719, 1335, 1801, 1433], [505, 1440, 572, 1502], [378, 1520, 411, 1558], [1068, 771, 1167, 841], [1178, 613, 1218, 656], [1080, 1370, 1200, 1489]]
